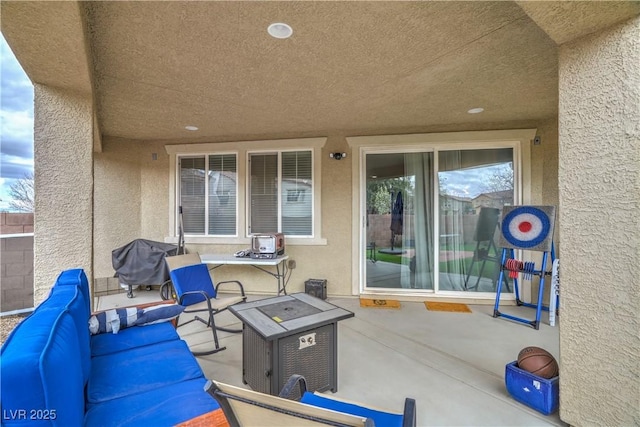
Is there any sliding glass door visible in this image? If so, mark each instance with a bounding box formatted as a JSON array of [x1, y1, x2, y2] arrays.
[[364, 147, 515, 294], [365, 152, 434, 290], [437, 148, 514, 293]]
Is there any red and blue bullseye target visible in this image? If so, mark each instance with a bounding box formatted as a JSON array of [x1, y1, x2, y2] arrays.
[[499, 206, 555, 251]]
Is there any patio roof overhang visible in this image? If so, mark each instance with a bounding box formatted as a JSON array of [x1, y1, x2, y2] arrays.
[[1, 1, 638, 146]]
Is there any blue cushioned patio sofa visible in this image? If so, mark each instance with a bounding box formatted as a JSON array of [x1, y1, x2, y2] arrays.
[[1, 269, 219, 426]]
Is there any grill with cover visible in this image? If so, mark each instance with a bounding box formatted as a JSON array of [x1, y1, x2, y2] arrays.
[[112, 239, 179, 298]]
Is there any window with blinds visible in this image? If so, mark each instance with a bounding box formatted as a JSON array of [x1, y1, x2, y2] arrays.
[[179, 154, 237, 236], [249, 150, 312, 236]]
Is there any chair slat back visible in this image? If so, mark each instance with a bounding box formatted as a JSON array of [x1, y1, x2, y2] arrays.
[[211, 381, 368, 427], [166, 253, 202, 272], [169, 263, 216, 306]]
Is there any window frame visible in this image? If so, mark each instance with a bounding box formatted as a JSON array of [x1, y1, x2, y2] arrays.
[[165, 137, 327, 246], [177, 152, 239, 237]]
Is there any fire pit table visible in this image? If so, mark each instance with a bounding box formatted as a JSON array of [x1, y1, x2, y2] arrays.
[[229, 293, 354, 396]]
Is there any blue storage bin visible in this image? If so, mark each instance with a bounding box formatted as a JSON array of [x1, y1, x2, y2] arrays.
[[505, 361, 559, 415]]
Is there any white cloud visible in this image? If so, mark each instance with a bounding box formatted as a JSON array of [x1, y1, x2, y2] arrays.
[[1, 109, 33, 140], [0, 33, 34, 204], [0, 177, 12, 212]]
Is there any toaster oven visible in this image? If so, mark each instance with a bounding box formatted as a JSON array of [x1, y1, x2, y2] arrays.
[[250, 233, 285, 259]]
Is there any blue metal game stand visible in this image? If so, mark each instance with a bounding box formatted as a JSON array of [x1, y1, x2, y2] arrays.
[[492, 205, 557, 330], [493, 244, 556, 329]]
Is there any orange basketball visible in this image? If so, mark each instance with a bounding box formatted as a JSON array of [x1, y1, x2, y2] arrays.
[[517, 346, 558, 379]]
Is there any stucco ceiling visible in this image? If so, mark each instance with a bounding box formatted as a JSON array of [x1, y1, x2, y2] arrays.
[[2, 1, 639, 145]]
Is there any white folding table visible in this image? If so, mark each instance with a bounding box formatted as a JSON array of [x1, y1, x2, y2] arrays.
[[200, 253, 290, 295]]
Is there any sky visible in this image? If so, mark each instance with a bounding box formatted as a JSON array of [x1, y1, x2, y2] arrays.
[[0, 34, 34, 212], [440, 163, 511, 199]]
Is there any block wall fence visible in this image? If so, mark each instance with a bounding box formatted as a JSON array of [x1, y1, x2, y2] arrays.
[[1, 213, 34, 312]]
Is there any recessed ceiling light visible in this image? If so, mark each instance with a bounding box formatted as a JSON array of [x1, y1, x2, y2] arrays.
[[268, 23, 293, 39], [185, 125, 199, 131], [467, 107, 484, 114]]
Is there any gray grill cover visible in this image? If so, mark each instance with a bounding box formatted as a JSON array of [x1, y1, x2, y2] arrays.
[[112, 239, 178, 286]]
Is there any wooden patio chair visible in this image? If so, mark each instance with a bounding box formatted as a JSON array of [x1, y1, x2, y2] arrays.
[[205, 374, 416, 427]]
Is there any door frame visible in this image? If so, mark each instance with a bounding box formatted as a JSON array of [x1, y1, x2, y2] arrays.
[[347, 129, 536, 299]]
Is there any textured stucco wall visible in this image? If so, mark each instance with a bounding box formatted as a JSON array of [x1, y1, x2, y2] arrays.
[[95, 127, 556, 298], [33, 85, 93, 303], [539, 118, 559, 211], [528, 118, 560, 212], [93, 139, 141, 279], [558, 17, 639, 425], [529, 119, 560, 304], [93, 135, 356, 297], [140, 142, 170, 241]]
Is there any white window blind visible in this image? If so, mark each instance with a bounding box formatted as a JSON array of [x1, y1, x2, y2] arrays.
[[208, 154, 237, 235], [282, 151, 312, 235], [249, 150, 312, 236], [179, 154, 237, 236], [180, 157, 206, 234], [249, 153, 278, 233]]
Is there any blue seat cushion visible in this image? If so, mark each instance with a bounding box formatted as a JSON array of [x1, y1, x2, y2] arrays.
[[300, 392, 404, 427], [52, 269, 92, 382], [49, 286, 91, 381], [1, 311, 85, 427], [55, 268, 91, 315], [90, 321, 179, 357], [87, 339, 204, 403], [84, 378, 219, 427]]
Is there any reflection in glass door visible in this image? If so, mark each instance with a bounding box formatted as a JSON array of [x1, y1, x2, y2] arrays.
[[437, 148, 514, 293], [364, 147, 515, 294], [365, 152, 434, 290]]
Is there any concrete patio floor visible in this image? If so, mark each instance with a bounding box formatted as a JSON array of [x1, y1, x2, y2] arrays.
[[96, 290, 565, 426]]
